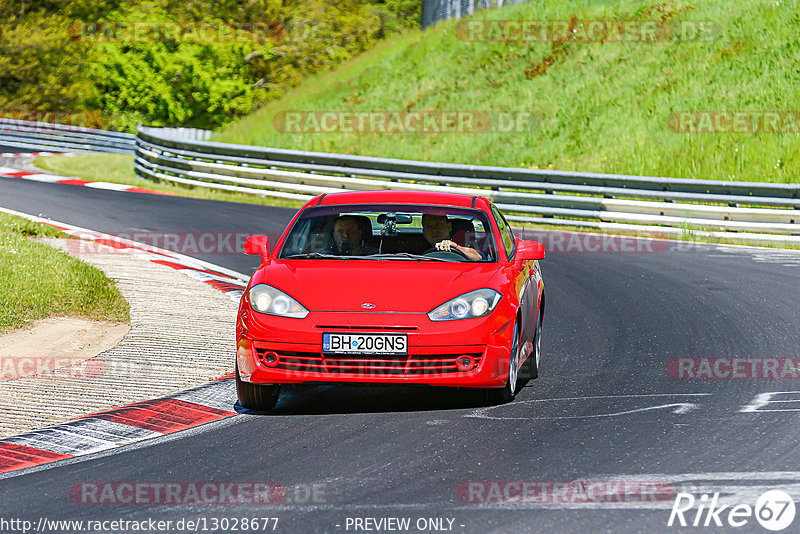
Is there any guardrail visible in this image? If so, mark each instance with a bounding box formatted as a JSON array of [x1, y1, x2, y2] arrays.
[[0, 118, 137, 154], [421, 0, 527, 29], [134, 126, 800, 245], [3, 118, 797, 245]]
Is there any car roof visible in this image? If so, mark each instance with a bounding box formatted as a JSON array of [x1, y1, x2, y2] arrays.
[[312, 190, 489, 209]]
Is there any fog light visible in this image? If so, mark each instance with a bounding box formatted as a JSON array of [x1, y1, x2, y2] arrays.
[[263, 351, 280, 368], [456, 355, 476, 372]]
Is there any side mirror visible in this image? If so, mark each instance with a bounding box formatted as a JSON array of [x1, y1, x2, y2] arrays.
[[516, 240, 545, 261], [244, 235, 270, 265]]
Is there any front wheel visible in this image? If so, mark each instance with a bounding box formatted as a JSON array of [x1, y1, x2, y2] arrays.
[[482, 320, 521, 405], [519, 308, 542, 380], [236, 364, 280, 411]]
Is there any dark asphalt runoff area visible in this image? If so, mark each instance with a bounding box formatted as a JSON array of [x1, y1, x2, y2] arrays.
[[2, 177, 800, 533]]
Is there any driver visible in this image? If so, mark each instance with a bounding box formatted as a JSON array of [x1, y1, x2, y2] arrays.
[[333, 215, 377, 256], [421, 214, 482, 260], [303, 230, 334, 254]]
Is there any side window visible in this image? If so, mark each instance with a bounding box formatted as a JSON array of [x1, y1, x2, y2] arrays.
[[491, 205, 515, 259]]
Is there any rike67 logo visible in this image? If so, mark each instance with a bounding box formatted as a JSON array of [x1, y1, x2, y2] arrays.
[[668, 490, 796, 531]]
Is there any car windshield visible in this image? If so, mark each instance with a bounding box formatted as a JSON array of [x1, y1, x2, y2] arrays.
[[279, 204, 498, 262]]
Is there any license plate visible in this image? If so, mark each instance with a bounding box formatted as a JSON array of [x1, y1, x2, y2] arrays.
[[322, 333, 408, 355]]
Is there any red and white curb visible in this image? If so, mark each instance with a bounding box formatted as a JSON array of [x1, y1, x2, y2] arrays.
[[0, 153, 171, 196], [0, 207, 248, 302], [0, 166, 174, 196], [0, 377, 238, 474], [0, 208, 251, 474]]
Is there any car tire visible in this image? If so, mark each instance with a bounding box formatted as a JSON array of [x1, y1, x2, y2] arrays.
[[519, 308, 542, 380], [482, 319, 521, 405], [236, 363, 280, 411]]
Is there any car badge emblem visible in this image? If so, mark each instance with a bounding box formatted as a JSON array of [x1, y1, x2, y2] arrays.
[[361, 302, 376, 309]]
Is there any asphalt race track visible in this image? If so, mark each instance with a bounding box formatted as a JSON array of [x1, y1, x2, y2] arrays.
[[2, 178, 800, 533], [0, 145, 36, 153]]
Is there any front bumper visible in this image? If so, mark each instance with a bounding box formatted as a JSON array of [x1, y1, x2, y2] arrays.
[[237, 306, 515, 388]]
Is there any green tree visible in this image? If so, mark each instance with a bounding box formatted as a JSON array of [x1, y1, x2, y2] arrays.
[[0, 0, 420, 130]]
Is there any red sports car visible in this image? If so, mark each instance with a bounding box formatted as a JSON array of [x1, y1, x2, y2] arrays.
[[236, 191, 545, 410]]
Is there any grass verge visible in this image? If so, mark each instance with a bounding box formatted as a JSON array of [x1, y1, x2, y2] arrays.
[[0, 212, 130, 334]]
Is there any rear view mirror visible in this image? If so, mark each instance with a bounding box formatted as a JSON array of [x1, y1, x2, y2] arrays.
[[377, 213, 413, 224], [377, 212, 413, 237], [516, 240, 545, 261], [244, 235, 270, 264]]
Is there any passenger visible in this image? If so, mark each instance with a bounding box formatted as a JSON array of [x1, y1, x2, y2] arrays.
[[333, 215, 378, 256], [421, 214, 482, 260]]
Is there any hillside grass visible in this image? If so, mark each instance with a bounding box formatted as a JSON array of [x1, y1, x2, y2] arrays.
[[0, 212, 130, 333], [213, 0, 800, 183]]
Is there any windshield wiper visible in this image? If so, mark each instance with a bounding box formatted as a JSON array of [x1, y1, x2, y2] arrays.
[[282, 253, 349, 259], [282, 252, 454, 262], [362, 253, 452, 262]]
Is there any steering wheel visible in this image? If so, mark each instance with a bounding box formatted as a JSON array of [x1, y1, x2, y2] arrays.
[[422, 246, 469, 260]]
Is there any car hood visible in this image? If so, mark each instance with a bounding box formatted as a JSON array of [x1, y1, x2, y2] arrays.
[[253, 260, 501, 313]]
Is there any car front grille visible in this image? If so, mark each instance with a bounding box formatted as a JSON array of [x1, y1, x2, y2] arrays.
[[255, 348, 482, 376]]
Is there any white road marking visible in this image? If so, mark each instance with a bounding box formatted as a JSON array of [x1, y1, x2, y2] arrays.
[[181, 269, 247, 286], [15, 174, 63, 183], [510, 393, 711, 401], [0, 416, 163, 456], [84, 181, 131, 191], [4, 429, 116, 455], [740, 391, 800, 412], [465, 394, 710, 420], [468, 403, 701, 420], [713, 245, 800, 267]]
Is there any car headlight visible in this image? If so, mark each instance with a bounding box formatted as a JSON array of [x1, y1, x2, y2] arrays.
[[428, 289, 502, 321], [249, 284, 309, 319]]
